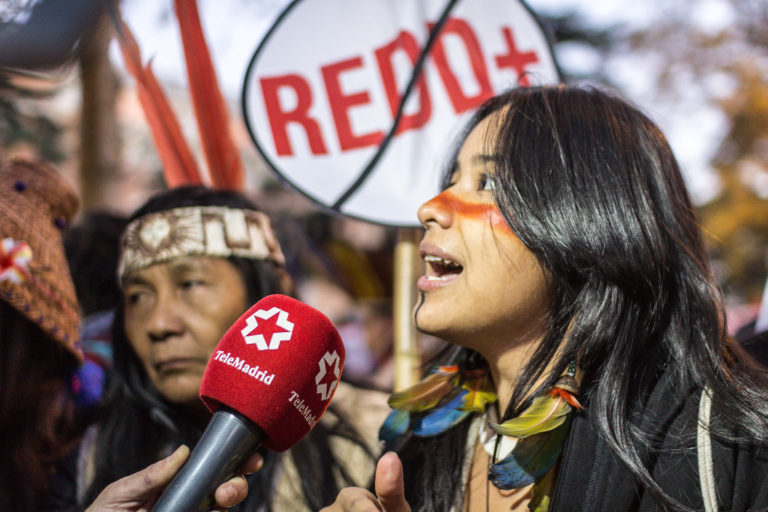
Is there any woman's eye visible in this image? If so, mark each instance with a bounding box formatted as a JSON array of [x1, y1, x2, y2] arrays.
[[126, 291, 147, 306], [180, 279, 204, 290], [480, 173, 497, 191]]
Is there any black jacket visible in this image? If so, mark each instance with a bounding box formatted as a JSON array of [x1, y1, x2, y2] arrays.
[[551, 371, 768, 511]]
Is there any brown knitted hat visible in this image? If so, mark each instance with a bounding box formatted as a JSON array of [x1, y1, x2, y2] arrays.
[[0, 159, 82, 361]]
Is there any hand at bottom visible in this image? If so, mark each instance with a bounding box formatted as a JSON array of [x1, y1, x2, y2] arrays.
[[320, 452, 411, 512]]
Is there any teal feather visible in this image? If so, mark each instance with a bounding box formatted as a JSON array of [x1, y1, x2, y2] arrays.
[[412, 389, 470, 437], [488, 420, 570, 490], [379, 409, 410, 444]]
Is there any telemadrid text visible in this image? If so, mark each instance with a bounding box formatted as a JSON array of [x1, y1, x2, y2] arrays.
[[288, 390, 319, 428], [213, 351, 274, 384]]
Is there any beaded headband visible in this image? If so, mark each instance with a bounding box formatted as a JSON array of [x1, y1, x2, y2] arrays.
[[118, 206, 285, 282]]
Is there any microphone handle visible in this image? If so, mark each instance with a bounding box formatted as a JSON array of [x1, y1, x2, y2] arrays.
[[151, 408, 266, 512]]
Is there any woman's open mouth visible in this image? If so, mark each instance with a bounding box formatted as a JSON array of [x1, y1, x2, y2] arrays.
[[418, 253, 463, 291]]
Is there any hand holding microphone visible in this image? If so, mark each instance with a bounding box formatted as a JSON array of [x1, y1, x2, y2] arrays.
[[85, 446, 263, 512], [149, 294, 345, 512]]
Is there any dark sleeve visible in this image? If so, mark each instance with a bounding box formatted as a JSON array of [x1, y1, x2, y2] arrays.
[[42, 447, 80, 512], [713, 436, 768, 511]]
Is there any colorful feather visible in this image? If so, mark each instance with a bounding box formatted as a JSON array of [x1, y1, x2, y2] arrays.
[[489, 392, 572, 438], [412, 388, 471, 437], [460, 368, 497, 412], [111, 11, 205, 188], [488, 420, 570, 490], [387, 365, 459, 412], [173, 0, 244, 190], [379, 409, 410, 445]]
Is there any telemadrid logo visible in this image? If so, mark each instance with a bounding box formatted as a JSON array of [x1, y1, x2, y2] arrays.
[[315, 350, 341, 401], [240, 307, 294, 350]]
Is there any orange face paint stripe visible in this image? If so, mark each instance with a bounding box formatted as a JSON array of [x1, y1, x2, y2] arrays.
[[426, 189, 513, 234]]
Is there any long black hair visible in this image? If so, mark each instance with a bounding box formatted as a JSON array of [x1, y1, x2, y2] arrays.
[[395, 85, 768, 510], [83, 186, 370, 511]]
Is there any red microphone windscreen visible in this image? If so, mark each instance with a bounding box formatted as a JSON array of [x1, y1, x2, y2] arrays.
[[200, 294, 344, 451]]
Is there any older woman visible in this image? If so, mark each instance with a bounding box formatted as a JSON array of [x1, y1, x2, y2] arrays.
[[50, 185, 388, 511]]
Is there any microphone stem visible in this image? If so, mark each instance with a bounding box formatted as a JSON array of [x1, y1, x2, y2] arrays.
[[152, 408, 265, 512]]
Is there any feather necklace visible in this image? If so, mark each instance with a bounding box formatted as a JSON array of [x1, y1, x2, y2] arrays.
[[379, 360, 582, 511], [487, 361, 582, 511]]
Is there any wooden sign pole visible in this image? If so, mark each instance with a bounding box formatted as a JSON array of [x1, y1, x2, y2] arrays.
[[392, 228, 422, 391]]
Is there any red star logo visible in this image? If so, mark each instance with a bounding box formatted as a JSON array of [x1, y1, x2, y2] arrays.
[[240, 307, 294, 350], [315, 351, 341, 401]]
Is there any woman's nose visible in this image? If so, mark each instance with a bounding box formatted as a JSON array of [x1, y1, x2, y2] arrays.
[[417, 190, 454, 229], [146, 295, 185, 342]]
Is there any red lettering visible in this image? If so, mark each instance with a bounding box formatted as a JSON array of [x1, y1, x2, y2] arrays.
[[375, 31, 432, 134], [260, 74, 328, 156], [494, 27, 539, 86], [322, 57, 384, 151], [429, 18, 494, 114]]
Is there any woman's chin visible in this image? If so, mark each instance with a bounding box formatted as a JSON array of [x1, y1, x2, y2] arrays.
[[413, 304, 440, 336], [414, 309, 458, 344], [155, 377, 204, 408]]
